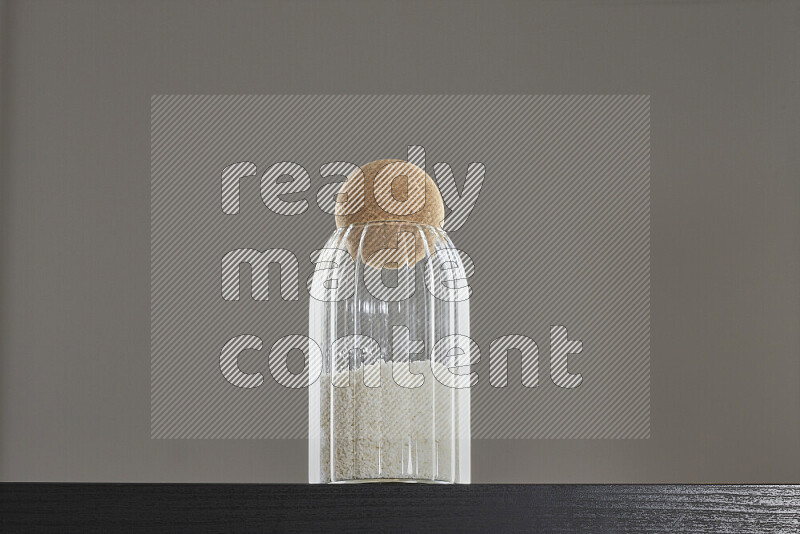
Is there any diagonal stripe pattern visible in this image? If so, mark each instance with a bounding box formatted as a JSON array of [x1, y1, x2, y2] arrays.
[[151, 95, 650, 439]]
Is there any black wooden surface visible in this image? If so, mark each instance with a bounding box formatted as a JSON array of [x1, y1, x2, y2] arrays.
[[1, 484, 798, 533]]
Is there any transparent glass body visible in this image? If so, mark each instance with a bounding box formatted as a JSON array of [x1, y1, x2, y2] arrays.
[[309, 222, 471, 483]]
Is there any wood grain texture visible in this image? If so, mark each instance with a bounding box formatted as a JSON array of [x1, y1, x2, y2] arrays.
[[1, 484, 798, 533]]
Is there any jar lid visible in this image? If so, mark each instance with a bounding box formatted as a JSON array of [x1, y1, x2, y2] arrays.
[[334, 159, 445, 229]]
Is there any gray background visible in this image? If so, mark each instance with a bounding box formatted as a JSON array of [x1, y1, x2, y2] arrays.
[[1, 0, 798, 482]]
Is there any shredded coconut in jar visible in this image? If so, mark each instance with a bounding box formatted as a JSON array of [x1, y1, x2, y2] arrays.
[[314, 360, 468, 483]]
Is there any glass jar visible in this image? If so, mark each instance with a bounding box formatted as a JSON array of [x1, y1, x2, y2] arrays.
[[309, 221, 471, 483]]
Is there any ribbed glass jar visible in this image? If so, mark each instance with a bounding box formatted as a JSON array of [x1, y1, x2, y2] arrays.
[[309, 221, 471, 483]]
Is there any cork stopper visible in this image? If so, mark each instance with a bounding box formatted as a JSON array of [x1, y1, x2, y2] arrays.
[[335, 159, 445, 268], [335, 159, 445, 229]]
